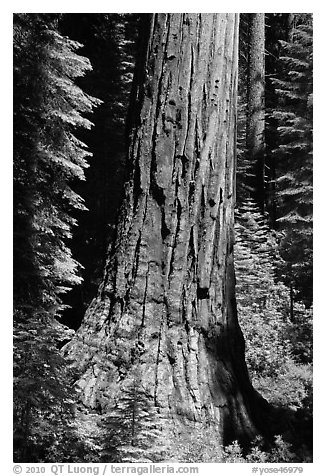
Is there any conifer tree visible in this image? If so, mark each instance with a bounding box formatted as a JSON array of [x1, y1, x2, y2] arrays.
[[13, 12, 313, 463], [246, 14, 266, 212], [58, 14, 139, 322], [234, 202, 291, 375], [14, 13, 101, 314], [100, 368, 168, 462], [13, 313, 77, 461], [270, 14, 313, 305], [234, 202, 312, 416], [65, 13, 270, 452], [13, 14, 100, 461]]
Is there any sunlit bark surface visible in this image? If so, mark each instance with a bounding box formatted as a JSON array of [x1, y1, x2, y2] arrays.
[[65, 13, 264, 446]]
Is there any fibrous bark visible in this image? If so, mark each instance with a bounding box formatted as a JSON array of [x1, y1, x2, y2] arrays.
[[65, 13, 266, 450], [247, 13, 265, 212]]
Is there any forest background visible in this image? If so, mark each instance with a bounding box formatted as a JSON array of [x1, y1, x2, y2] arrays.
[[5, 1, 324, 470]]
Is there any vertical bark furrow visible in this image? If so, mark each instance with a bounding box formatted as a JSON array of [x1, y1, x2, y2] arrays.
[[247, 13, 265, 211], [64, 13, 265, 450]]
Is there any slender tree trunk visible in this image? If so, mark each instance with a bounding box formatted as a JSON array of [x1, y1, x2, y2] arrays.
[[288, 13, 295, 42], [247, 13, 265, 212], [65, 13, 267, 450]]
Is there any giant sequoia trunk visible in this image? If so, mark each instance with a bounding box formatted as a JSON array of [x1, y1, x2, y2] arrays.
[[247, 13, 265, 212], [65, 13, 267, 451]]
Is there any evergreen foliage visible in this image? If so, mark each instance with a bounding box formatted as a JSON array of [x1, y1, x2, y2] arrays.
[[99, 370, 168, 463], [270, 15, 313, 304], [235, 203, 312, 388], [234, 202, 312, 457], [58, 14, 139, 324], [13, 311, 76, 461], [235, 17, 312, 454], [13, 14, 101, 462], [13, 312, 105, 463], [12, 13, 313, 463], [14, 13, 101, 314], [168, 426, 221, 463], [222, 435, 300, 463], [235, 202, 292, 377]]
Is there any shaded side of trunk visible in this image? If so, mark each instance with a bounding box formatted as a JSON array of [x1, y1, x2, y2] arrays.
[[247, 13, 265, 212], [65, 13, 267, 448]]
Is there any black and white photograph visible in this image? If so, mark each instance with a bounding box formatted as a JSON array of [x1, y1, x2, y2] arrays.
[[11, 6, 315, 470]]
